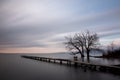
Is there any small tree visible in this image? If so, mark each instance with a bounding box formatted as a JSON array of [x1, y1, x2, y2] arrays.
[[110, 41, 115, 52], [106, 41, 115, 54], [64, 30, 99, 62]]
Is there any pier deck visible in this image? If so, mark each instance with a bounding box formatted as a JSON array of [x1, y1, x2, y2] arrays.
[[21, 55, 120, 74]]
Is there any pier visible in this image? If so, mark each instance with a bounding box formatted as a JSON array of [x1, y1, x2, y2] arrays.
[[22, 55, 120, 74]]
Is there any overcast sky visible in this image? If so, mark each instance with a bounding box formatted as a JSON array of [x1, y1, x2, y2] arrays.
[[0, 0, 120, 53]]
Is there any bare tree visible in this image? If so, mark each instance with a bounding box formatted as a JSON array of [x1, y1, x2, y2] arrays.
[[107, 41, 115, 53], [64, 30, 99, 62], [81, 31, 99, 62], [65, 35, 84, 58], [110, 41, 115, 52], [64, 34, 85, 62]]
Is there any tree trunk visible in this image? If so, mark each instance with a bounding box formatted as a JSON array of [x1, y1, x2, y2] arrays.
[[81, 56, 84, 62], [78, 50, 84, 62], [81, 53, 84, 62], [86, 50, 90, 63]]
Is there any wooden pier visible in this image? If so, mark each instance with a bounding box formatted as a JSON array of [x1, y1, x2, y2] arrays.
[[21, 55, 120, 74]]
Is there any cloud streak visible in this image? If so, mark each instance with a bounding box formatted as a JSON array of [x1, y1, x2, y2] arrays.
[[0, 0, 120, 53]]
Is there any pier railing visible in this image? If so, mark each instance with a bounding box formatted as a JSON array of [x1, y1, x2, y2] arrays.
[[21, 55, 120, 74]]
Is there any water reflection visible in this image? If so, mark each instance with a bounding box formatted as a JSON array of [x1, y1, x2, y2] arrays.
[[80, 57, 120, 65], [0, 54, 120, 80]]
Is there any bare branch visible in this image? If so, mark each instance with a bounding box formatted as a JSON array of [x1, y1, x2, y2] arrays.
[[64, 30, 99, 62]]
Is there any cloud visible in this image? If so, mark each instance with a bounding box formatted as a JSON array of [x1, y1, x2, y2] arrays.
[[113, 38, 120, 46], [98, 30, 120, 38], [0, 0, 120, 53]]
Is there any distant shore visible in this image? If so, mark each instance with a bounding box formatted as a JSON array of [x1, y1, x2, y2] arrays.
[[93, 55, 120, 59]]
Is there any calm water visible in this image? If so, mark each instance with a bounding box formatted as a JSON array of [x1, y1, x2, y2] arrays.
[[0, 53, 120, 80]]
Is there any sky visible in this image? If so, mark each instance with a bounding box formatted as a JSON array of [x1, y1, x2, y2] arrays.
[[0, 0, 120, 53]]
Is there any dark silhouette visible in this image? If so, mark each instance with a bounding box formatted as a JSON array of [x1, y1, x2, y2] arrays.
[[102, 48, 120, 58], [94, 42, 120, 59], [81, 31, 99, 62], [64, 34, 85, 61], [64, 30, 99, 62]]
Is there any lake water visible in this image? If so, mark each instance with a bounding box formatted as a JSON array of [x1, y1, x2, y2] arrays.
[[0, 53, 120, 80]]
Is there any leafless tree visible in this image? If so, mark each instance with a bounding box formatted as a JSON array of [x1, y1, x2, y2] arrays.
[[64, 30, 99, 62], [81, 31, 99, 62], [65, 35, 84, 58], [110, 41, 115, 52], [107, 41, 115, 53]]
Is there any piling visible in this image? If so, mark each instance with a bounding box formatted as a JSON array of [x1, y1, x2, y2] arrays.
[[74, 56, 78, 66]]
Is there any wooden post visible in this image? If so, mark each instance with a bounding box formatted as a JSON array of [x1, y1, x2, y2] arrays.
[[54, 59, 56, 63], [68, 61, 71, 65], [74, 56, 78, 66], [40, 58, 42, 61], [60, 60, 62, 64], [67, 60, 69, 65], [48, 59, 51, 62]]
